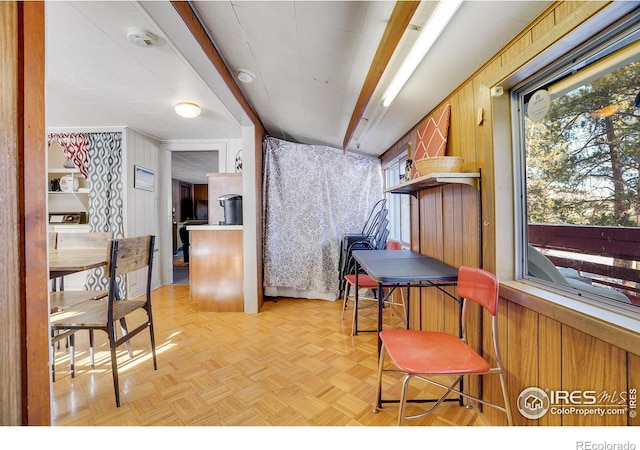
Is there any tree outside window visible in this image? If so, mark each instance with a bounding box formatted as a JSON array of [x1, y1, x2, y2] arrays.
[[520, 39, 640, 307]]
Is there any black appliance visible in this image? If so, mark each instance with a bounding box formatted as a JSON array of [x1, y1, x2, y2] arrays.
[[179, 220, 207, 263], [218, 194, 243, 225]]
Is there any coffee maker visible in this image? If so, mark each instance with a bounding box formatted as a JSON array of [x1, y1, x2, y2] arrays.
[[218, 194, 243, 225]]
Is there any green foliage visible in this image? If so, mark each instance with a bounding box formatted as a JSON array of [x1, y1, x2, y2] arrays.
[[525, 59, 640, 227]]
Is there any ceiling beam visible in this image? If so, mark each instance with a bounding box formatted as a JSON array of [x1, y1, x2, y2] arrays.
[[342, 1, 420, 151], [171, 1, 265, 133]]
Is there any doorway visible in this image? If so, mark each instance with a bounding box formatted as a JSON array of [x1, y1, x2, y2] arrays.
[[173, 182, 194, 285], [170, 150, 218, 284]]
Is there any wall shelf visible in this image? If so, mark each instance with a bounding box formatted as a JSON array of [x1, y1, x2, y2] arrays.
[[48, 140, 91, 215], [386, 172, 481, 195]]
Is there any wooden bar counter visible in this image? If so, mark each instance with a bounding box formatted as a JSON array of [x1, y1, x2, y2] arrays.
[[187, 225, 243, 312]]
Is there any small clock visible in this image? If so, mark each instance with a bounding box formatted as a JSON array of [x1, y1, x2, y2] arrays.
[[60, 174, 79, 192]]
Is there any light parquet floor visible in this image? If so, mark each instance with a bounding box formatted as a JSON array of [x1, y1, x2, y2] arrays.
[[51, 285, 490, 427]]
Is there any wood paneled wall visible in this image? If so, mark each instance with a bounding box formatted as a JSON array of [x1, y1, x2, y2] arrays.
[[380, 1, 639, 426]]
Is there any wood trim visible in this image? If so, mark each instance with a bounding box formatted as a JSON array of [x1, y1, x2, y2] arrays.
[[342, 1, 420, 150], [0, 1, 48, 425], [170, 1, 265, 134], [21, 1, 48, 425], [0, 1, 22, 426], [480, 1, 617, 89]]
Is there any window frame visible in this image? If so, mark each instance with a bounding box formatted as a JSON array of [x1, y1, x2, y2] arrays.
[[510, 14, 640, 317]]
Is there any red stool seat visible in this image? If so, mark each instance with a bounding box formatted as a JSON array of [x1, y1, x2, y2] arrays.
[[380, 329, 490, 374]]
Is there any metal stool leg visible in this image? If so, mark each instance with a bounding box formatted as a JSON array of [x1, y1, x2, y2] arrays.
[[341, 282, 351, 320]]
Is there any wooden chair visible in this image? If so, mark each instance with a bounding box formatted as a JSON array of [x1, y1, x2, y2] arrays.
[[50, 235, 158, 407], [48, 231, 58, 250], [373, 266, 513, 425], [340, 239, 406, 335], [50, 232, 111, 379], [56, 231, 113, 250]]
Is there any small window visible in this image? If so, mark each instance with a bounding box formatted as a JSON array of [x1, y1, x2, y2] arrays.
[[513, 19, 640, 309], [383, 154, 411, 247]]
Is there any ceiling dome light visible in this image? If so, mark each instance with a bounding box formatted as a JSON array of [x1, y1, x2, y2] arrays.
[[127, 27, 156, 48], [175, 102, 201, 119], [237, 69, 255, 83]]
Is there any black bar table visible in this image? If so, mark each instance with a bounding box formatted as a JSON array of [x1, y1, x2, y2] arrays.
[[351, 249, 459, 356]]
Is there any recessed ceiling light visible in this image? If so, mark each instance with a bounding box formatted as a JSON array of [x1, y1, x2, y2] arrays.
[[237, 69, 255, 83], [175, 102, 201, 119]]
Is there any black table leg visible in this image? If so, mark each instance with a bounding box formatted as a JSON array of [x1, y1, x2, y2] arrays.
[[354, 263, 359, 336], [377, 281, 383, 358]]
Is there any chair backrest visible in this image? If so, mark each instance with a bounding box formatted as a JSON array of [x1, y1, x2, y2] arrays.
[[105, 236, 155, 314], [456, 266, 499, 316], [57, 232, 113, 250], [49, 232, 58, 249], [105, 235, 155, 278], [361, 199, 387, 235], [369, 209, 389, 249], [386, 239, 402, 250], [526, 244, 570, 285], [374, 227, 389, 250], [527, 244, 631, 303]]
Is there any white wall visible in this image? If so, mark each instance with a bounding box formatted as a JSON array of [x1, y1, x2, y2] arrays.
[[125, 128, 162, 297], [240, 127, 258, 313]]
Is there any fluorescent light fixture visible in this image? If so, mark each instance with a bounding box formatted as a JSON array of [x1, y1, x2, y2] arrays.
[[382, 0, 463, 108], [175, 102, 201, 119], [548, 40, 640, 99]]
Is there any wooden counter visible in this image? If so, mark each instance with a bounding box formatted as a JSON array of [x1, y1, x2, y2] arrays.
[[188, 225, 243, 312]]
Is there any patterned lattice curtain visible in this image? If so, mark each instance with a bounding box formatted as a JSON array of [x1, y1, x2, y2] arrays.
[[47, 133, 90, 178], [262, 137, 383, 300], [85, 132, 125, 293]]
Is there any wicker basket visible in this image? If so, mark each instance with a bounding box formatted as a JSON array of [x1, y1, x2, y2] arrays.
[[415, 156, 463, 175]]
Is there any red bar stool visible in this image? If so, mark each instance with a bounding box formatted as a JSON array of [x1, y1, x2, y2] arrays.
[[340, 239, 406, 335], [373, 266, 513, 425]]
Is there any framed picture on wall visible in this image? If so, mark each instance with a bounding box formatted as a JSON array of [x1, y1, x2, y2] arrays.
[[134, 165, 154, 192]]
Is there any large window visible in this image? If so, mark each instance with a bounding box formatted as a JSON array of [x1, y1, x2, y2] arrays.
[[513, 18, 640, 310], [383, 154, 411, 247]]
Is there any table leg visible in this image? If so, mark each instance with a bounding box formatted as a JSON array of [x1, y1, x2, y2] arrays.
[[377, 281, 383, 358], [354, 264, 359, 336], [406, 283, 410, 330]]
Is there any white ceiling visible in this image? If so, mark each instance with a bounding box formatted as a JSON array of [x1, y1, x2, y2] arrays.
[[45, 1, 552, 180], [171, 151, 219, 184]]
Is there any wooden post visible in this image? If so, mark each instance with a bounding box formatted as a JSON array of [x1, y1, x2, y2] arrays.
[[0, 1, 49, 425]]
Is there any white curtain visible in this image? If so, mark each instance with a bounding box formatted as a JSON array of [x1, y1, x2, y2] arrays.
[[263, 137, 383, 300]]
